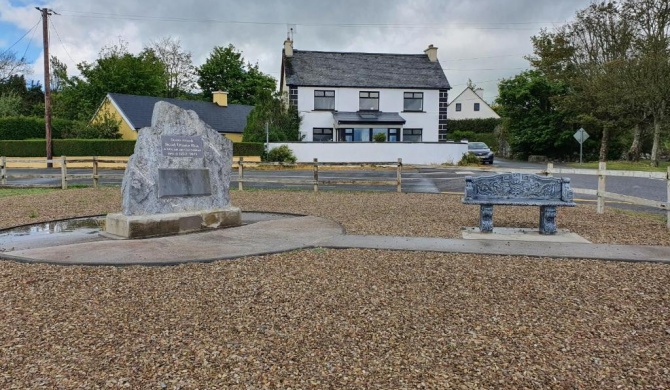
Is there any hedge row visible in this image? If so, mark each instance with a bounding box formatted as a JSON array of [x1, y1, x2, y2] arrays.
[[0, 140, 264, 157], [0, 117, 88, 140], [448, 131, 498, 151], [447, 118, 501, 134]]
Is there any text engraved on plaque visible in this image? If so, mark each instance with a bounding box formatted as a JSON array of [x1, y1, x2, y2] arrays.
[[161, 136, 204, 158]]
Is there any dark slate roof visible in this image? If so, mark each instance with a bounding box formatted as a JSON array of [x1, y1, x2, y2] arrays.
[[284, 50, 451, 89], [107, 93, 254, 134], [333, 111, 406, 125]]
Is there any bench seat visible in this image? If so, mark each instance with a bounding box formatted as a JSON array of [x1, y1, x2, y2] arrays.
[[462, 173, 576, 234]]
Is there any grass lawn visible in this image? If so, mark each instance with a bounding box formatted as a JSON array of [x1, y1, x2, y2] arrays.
[[568, 160, 669, 171]]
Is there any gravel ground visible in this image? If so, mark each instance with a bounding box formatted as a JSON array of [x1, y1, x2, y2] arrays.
[[1, 188, 670, 388]]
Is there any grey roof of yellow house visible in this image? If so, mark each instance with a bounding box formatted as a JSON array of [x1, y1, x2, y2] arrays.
[[107, 93, 254, 134], [283, 50, 451, 89]]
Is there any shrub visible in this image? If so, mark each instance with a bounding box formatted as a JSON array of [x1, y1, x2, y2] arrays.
[[373, 132, 386, 142], [447, 118, 501, 134], [266, 145, 297, 163], [458, 152, 481, 166], [233, 142, 264, 156]]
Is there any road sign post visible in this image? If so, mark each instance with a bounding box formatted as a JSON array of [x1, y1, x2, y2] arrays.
[[573, 128, 590, 164]]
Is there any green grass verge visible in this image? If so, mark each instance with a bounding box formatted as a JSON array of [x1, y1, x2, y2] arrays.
[[568, 160, 669, 172], [0, 188, 57, 198]]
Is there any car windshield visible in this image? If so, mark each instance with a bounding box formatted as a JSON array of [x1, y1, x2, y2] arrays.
[[468, 142, 488, 150]]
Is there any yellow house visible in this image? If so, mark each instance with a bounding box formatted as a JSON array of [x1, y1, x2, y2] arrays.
[[91, 91, 254, 142]]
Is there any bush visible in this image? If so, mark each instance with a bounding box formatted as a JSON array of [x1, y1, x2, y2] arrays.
[[373, 132, 386, 142], [447, 118, 501, 134], [449, 131, 498, 151], [0, 116, 95, 140], [233, 142, 264, 156], [266, 145, 297, 163], [458, 152, 481, 166]]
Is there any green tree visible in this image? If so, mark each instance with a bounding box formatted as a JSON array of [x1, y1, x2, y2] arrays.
[[242, 94, 302, 143], [496, 70, 573, 159], [0, 91, 22, 117], [197, 44, 276, 105], [54, 41, 167, 121]]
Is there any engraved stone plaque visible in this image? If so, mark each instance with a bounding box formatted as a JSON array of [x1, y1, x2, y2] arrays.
[[159, 168, 211, 198], [161, 135, 204, 158]]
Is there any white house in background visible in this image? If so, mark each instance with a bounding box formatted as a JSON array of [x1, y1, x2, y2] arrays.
[[274, 39, 469, 164], [447, 87, 500, 120]]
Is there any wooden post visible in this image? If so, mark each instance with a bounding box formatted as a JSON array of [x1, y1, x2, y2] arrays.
[[546, 162, 553, 177], [1, 156, 6, 185], [238, 156, 244, 191], [666, 167, 670, 229], [313, 158, 319, 192], [61, 155, 67, 190], [92, 156, 98, 188], [397, 158, 402, 192], [597, 161, 606, 214]]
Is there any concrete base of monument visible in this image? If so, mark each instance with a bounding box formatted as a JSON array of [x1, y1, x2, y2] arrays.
[[104, 207, 242, 239]]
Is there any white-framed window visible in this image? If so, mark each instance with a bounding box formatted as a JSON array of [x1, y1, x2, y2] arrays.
[[313, 128, 333, 142], [455, 103, 462, 112], [314, 90, 335, 110], [359, 91, 379, 111], [403, 92, 423, 111], [403, 128, 422, 142]]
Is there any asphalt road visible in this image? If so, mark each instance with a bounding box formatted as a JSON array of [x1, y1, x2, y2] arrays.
[[2, 159, 666, 215]]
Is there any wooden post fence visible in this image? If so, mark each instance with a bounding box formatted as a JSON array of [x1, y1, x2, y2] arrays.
[[313, 158, 319, 192], [92, 156, 99, 188], [60, 156, 67, 190], [397, 158, 402, 192], [1, 156, 6, 185], [238, 156, 244, 191], [597, 161, 606, 214]]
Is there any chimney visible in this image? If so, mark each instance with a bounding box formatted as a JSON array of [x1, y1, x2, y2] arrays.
[[212, 90, 228, 107], [284, 38, 293, 57], [474, 88, 484, 99], [424, 44, 438, 62]]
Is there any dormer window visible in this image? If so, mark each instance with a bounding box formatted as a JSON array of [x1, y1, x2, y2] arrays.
[[359, 91, 379, 111]]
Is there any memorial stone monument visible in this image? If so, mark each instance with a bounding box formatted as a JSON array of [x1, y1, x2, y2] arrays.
[[105, 101, 241, 239]]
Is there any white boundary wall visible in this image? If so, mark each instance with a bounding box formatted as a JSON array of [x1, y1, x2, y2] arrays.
[[268, 142, 468, 165]]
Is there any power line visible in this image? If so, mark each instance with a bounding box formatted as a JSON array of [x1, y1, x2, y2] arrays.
[[49, 18, 77, 64], [57, 10, 560, 30], [20, 20, 40, 61], [0, 19, 41, 57]]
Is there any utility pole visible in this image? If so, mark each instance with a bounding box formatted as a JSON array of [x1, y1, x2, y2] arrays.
[[37, 7, 53, 168]]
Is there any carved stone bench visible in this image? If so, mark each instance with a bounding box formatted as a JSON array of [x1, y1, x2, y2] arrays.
[[462, 173, 576, 234]]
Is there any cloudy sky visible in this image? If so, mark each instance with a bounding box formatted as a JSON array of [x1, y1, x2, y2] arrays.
[[1, 0, 593, 103]]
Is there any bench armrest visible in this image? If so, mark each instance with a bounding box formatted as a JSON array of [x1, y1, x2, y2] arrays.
[[464, 176, 475, 199], [561, 178, 574, 202]]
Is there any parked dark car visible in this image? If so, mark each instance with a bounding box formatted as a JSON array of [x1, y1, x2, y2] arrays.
[[467, 142, 494, 164]]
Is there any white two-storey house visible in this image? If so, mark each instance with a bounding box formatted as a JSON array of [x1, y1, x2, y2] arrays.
[[280, 39, 452, 144]]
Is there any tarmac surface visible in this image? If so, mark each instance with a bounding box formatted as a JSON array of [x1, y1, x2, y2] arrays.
[[1, 212, 669, 265]]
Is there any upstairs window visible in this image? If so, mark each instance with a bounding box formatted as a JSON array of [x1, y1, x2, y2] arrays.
[[314, 90, 335, 110], [474, 102, 480, 111], [403, 92, 423, 111], [359, 91, 379, 111], [455, 103, 462, 112]]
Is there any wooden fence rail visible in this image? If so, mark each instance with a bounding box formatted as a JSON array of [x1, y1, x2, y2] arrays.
[[1, 156, 669, 227], [236, 157, 403, 192]]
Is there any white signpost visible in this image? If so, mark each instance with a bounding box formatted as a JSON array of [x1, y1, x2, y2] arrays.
[[574, 128, 590, 164]]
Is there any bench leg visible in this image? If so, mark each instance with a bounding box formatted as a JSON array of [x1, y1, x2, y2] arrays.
[[539, 206, 557, 235], [480, 204, 494, 233]]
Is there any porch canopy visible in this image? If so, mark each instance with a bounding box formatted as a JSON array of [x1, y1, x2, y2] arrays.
[[332, 111, 406, 126]]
